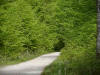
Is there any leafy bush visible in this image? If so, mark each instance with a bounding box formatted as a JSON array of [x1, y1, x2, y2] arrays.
[[42, 0, 97, 75], [0, 0, 98, 74], [0, 0, 59, 64]]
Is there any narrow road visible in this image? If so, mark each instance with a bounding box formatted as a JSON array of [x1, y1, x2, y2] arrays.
[[0, 52, 60, 75]]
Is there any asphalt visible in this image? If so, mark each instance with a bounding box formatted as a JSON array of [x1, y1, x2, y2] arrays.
[[0, 52, 60, 75]]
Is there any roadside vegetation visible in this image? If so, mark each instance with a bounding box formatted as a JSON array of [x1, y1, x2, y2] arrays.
[[0, 0, 99, 75], [0, 0, 60, 65], [42, 0, 99, 75]]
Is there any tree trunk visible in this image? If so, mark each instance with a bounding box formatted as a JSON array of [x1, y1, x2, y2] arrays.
[[97, 0, 100, 58]]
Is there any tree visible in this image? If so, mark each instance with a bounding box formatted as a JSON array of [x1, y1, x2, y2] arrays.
[[97, 0, 100, 57]]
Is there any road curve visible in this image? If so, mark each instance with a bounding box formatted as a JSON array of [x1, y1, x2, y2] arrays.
[[0, 52, 60, 75]]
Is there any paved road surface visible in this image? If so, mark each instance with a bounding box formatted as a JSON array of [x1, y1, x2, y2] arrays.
[[0, 52, 60, 75]]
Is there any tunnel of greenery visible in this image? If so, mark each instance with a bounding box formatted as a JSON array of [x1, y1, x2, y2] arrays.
[[0, 0, 99, 75]]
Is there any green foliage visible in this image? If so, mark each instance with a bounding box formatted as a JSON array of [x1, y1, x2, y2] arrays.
[[0, 0, 59, 64], [54, 37, 65, 52], [42, 0, 97, 75], [0, 0, 98, 74]]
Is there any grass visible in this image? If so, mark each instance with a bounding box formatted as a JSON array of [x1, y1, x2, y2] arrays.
[[42, 45, 99, 75], [0, 50, 49, 66]]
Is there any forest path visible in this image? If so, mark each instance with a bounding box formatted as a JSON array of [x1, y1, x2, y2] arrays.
[[0, 52, 60, 75]]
